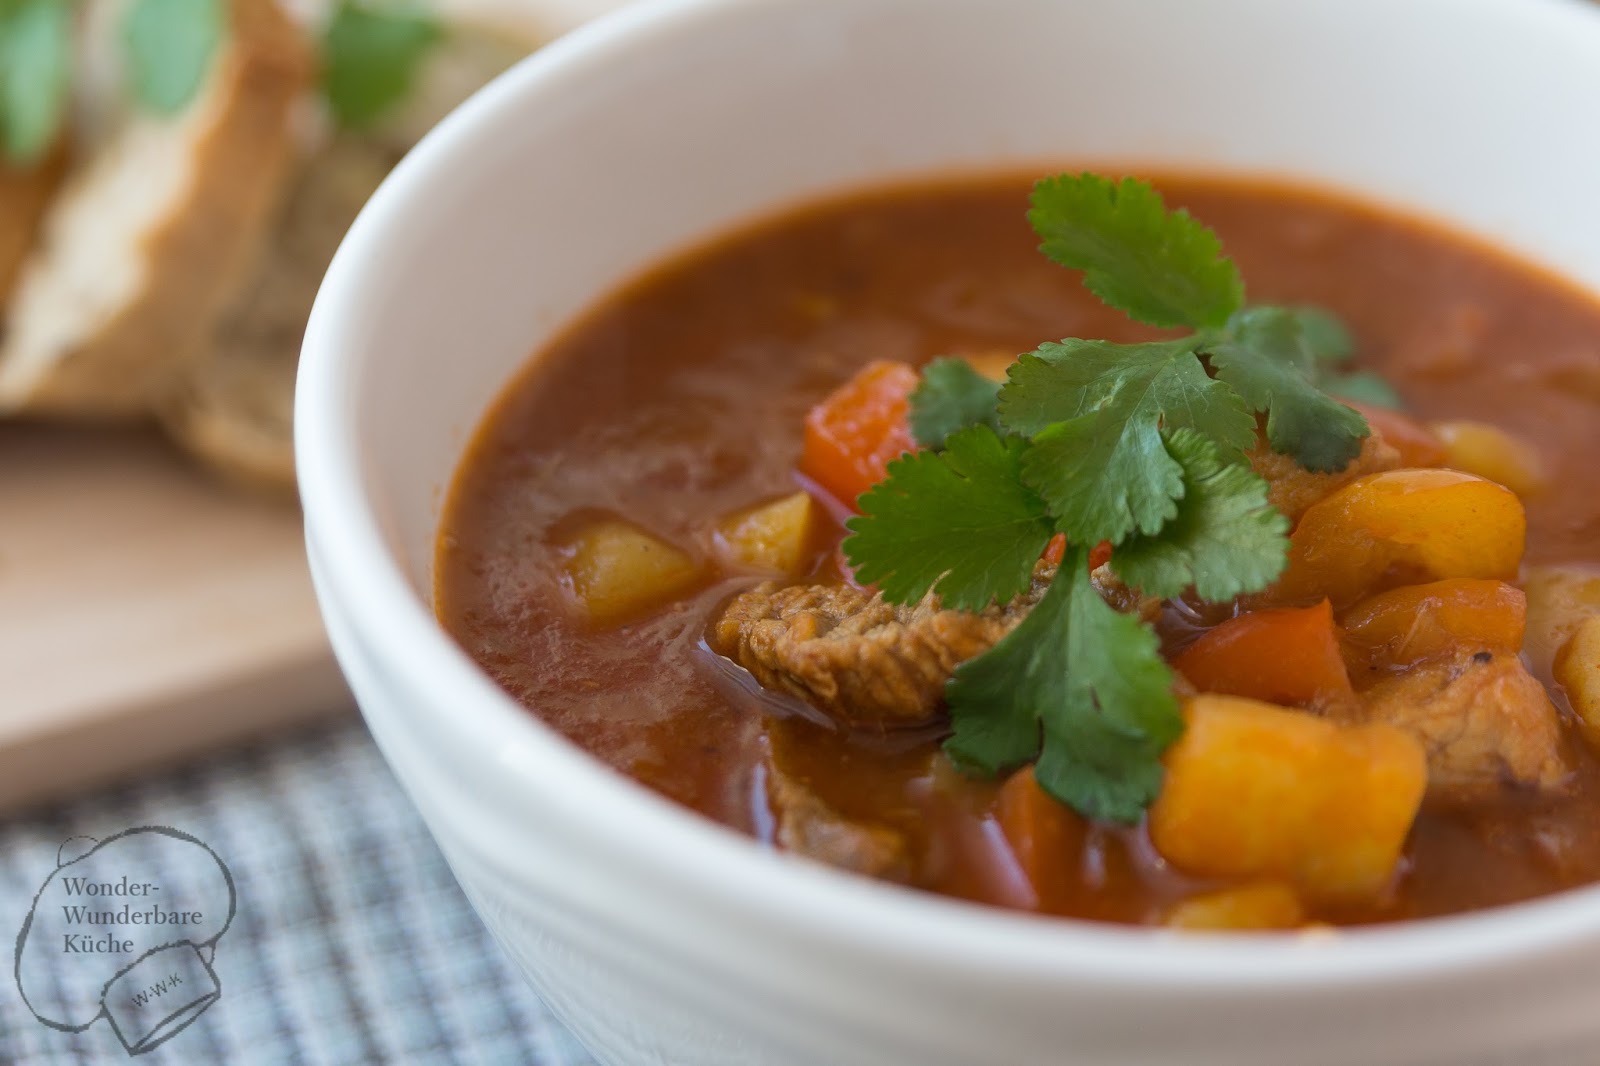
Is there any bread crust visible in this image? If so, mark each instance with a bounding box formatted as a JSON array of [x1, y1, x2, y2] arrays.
[[160, 135, 397, 492], [163, 20, 544, 491], [0, 0, 313, 417], [0, 141, 70, 307]]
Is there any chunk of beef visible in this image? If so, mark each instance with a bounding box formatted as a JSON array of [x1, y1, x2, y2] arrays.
[[1249, 431, 1402, 524], [765, 762, 912, 881], [1359, 651, 1569, 804], [712, 563, 1154, 729], [713, 568, 1051, 729]]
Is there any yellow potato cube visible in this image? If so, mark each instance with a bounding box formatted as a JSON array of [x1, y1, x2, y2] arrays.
[[1556, 616, 1600, 750], [1523, 565, 1600, 679], [1148, 695, 1427, 905], [559, 521, 700, 625], [1275, 468, 1525, 608], [714, 492, 817, 575], [1430, 420, 1548, 497], [1164, 882, 1305, 932]]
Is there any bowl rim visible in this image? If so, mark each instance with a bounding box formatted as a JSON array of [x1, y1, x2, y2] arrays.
[[297, 0, 1600, 989]]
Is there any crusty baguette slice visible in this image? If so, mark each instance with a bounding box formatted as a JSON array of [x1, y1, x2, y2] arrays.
[[0, 142, 71, 308], [162, 18, 539, 492], [0, 0, 313, 418], [160, 136, 396, 495]]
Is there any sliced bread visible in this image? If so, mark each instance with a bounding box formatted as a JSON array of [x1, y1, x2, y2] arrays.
[[162, 18, 538, 491], [0, 0, 313, 417], [0, 142, 71, 309]]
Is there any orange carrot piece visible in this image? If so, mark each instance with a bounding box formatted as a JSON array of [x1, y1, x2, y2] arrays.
[[996, 766, 1085, 905], [1342, 579, 1526, 677], [1087, 540, 1114, 571], [1347, 401, 1447, 468], [800, 361, 919, 509], [1041, 536, 1108, 570], [1174, 600, 1354, 707]]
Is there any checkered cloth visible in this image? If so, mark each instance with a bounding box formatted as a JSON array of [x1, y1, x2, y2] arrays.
[[0, 715, 596, 1065]]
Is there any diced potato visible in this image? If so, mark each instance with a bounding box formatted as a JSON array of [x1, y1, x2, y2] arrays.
[[1429, 420, 1548, 497], [1341, 579, 1526, 675], [558, 520, 700, 625], [1275, 469, 1525, 608], [961, 349, 1018, 382], [1148, 695, 1427, 904], [1164, 882, 1305, 932], [1523, 565, 1600, 679], [1556, 617, 1600, 750], [714, 492, 817, 576]]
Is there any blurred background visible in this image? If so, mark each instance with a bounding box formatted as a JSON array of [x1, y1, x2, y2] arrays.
[[0, 2, 624, 1062]]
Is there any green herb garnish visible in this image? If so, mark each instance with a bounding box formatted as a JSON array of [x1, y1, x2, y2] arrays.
[[1325, 370, 1405, 410], [0, 0, 70, 166], [1208, 306, 1370, 472], [322, 2, 442, 130], [124, 0, 225, 115], [1029, 173, 1244, 329], [907, 357, 1003, 450], [1002, 337, 1256, 544], [844, 173, 1377, 823], [0, 0, 445, 167], [945, 543, 1182, 822], [847, 425, 1054, 611]]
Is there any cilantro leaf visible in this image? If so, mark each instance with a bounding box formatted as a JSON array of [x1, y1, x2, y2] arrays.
[[124, 0, 225, 115], [1290, 306, 1355, 364], [0, 0, 70, 165], [1036, 567, 1182, 823], [1324, 369, 1405, 410], [323, 1, 442, 130], [908, 357, 1003, 449], [1111, 428, 1290, 601], [945, 546, 1182, 823], [821, 174, 1392, 824], [999, 338, 1255, 544], [1024, 412, 1183, 547], [844, 425, 1054, 611], [1028, 173, 1244, 329], [1279, 307, 1403, 407], [1206, 307, 1370, 473], [942, 572, 1065, 777]]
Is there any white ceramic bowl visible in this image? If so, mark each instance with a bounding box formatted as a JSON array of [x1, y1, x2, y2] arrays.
[[297, 1, 1600, 1062]]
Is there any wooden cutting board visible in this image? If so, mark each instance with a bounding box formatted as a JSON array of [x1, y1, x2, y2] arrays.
[[0, 422, 350, 815]]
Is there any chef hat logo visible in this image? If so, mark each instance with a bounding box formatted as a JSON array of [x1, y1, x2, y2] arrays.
[[13, 827, 237, 1056]]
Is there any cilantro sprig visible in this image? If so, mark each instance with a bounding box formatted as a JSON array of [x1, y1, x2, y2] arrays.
[[847, 425, 1053, 611], [0, 0, 70, 165], [1029, 174, 1244, 329], [908, 358, 1002, 449], [945, 544, 1183, 821], [844, 173, 1377, 823], [1, 0, 445, 166], [322, 2, 442, 130], [124, 0, 225, 116]]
